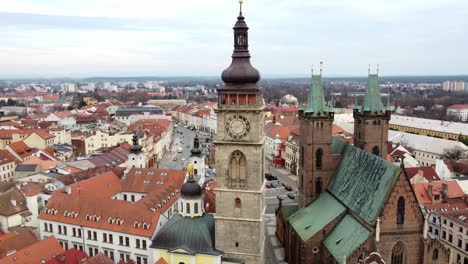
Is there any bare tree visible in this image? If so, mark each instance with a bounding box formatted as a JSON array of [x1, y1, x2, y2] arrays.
[[441, 146, 468, 160]]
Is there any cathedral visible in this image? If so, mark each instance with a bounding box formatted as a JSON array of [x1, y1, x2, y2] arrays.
[[276, 69, 451, 263]]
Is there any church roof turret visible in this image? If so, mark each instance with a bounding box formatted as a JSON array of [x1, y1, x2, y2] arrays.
[[130, 132, 142, 153], [190, 135, 202, 156], [221, 0, 261, 86], [305, 63, 333, 115], [361, 66, 384, 113]]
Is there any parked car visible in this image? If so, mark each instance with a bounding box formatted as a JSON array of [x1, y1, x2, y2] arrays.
[[282, 183, 293, 191], [265, 173, 278, 181], [287, 193, 296, 199], [271, 182, 278, 188], [266, 183, 272, 189], [173, 157, 178, 161]]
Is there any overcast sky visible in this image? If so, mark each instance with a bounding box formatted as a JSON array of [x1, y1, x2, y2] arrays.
[[1, 0, 467, 78]]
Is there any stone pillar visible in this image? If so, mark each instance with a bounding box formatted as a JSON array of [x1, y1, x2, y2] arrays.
[[423, 215, 428, 239], [376, 217, 380, 242]]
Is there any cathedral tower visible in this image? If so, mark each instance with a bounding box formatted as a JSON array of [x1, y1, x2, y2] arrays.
[[297, 67, 335, 207], [214, 1, 265, 263], [353, 70, 391, 159]]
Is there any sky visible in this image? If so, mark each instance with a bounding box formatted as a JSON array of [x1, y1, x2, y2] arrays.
[[0, 0, 467, 78]]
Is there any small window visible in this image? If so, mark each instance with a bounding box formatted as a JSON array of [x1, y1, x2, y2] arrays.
[[235, 198, 241, 209], [397, 197, 405, 224]]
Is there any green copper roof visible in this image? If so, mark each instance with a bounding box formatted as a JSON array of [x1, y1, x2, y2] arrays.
[[279, 205, 299, 224], [324, 214, 371, 264], [327, 144, 401, 226], [305, 74, 332, 114], [362, 74, 383, 112], [288, 192, 346, 242], [331, 137, 348, 155], [150, 214, 222, 256]]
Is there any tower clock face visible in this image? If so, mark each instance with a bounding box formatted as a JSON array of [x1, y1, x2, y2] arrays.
[[226, 115, 250, 139]]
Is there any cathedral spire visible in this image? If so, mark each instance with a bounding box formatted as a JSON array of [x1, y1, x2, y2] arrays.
[[221, 0, 261, 86], [362, 67, 383, 113], [305, 62, 330, 115]]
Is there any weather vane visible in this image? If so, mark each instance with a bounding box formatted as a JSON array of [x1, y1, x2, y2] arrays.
[[320, 61, 323, 75], [368, 64, 371, 74], [377, 64, 380, 74], [311, 64, 314, 75]]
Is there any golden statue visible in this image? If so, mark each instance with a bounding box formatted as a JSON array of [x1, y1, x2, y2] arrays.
[[187, 163, 194, 175]]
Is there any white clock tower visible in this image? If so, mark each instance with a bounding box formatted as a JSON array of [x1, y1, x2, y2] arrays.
[[214, 1, 265, 263]]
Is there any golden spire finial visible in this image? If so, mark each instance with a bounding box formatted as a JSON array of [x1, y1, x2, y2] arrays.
[[239, 0, 244, 14], [187, 163, 194, 175]]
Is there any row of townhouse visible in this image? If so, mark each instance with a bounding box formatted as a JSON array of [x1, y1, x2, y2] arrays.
[[38, 168, 186, 264], [172, 103, 217, 134]]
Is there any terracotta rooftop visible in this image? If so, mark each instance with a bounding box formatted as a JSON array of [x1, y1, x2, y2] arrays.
[[406, 167, 441, 182], [40, 169, 185, 237], [413, 180, 465, 205], [45, 248, 88, 264], [0, 229, 38, 258], [6, 141, 34, 159], [0, 187, 29, 217], [447, 104, 468, 110], [0, 150, 15, 166], [0, 236, 64, 264], [83, 253, 114, 264], [440, 209, 468, 225]]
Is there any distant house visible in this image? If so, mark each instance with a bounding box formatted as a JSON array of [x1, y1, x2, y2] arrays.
[[15, 164, 41, 180]]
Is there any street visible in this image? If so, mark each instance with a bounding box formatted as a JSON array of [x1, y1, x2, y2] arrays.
[[158, 124, 211, 170]]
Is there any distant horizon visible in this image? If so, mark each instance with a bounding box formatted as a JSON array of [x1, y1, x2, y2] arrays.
[[1, 74, 468, 82]]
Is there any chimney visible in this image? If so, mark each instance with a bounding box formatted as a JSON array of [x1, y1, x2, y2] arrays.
[[11, 199, 17, 207], [428, 185, 433, 200], [418, 168, 424, 179], [442, 183, 448, 194], [65, 186, 72, 194]]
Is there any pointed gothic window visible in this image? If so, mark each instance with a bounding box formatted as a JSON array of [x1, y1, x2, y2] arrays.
[[372, 145, 380, 156], [391, 242, 406, 264], [194, 203, 199, 214], [229, 151, 247, 187], [432, 249, 438, 260], [315, 148, 323, 170], [186, 203, 190, 214], [397, 197, 405, 224]]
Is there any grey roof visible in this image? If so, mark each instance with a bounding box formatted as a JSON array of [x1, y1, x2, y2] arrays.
[[115, 107, 163, 116], [150, 213, 222, 256], [15, 164, 39, 171]]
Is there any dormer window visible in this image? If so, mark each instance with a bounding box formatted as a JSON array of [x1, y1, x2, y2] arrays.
[[134, 221, 140, 228], [434, 194, 440, 201], [64, 210, 68, 216], [108, 217, 113, 224]]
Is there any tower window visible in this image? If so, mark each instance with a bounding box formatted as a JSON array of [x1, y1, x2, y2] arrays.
[[432, 249, 439, 260], [229, 151, 247, 187], [194, 203, 199, 214], [372, 146, 380, 156], [397, 197, 405, 224], [235, 242, 239, 247], [186, 203, 190, 214], [235, 198, 241, 209], [315, 148, 323, 170]]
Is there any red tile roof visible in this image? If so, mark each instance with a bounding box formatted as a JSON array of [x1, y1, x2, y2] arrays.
[[0, 229, 38, 258], [45, 248, 88, 264], [7, 141, 34, 159], [0, 236, 64, 264], [84, 253, 114, 264], [203, 181, 216, 214], [39, 169, 185, 237], [413, 180, 465, 205], [266, 125, 291, 142], [405, 167, 440, 182], [0, 150, 15, 166], [447, 104, 468, 110]]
